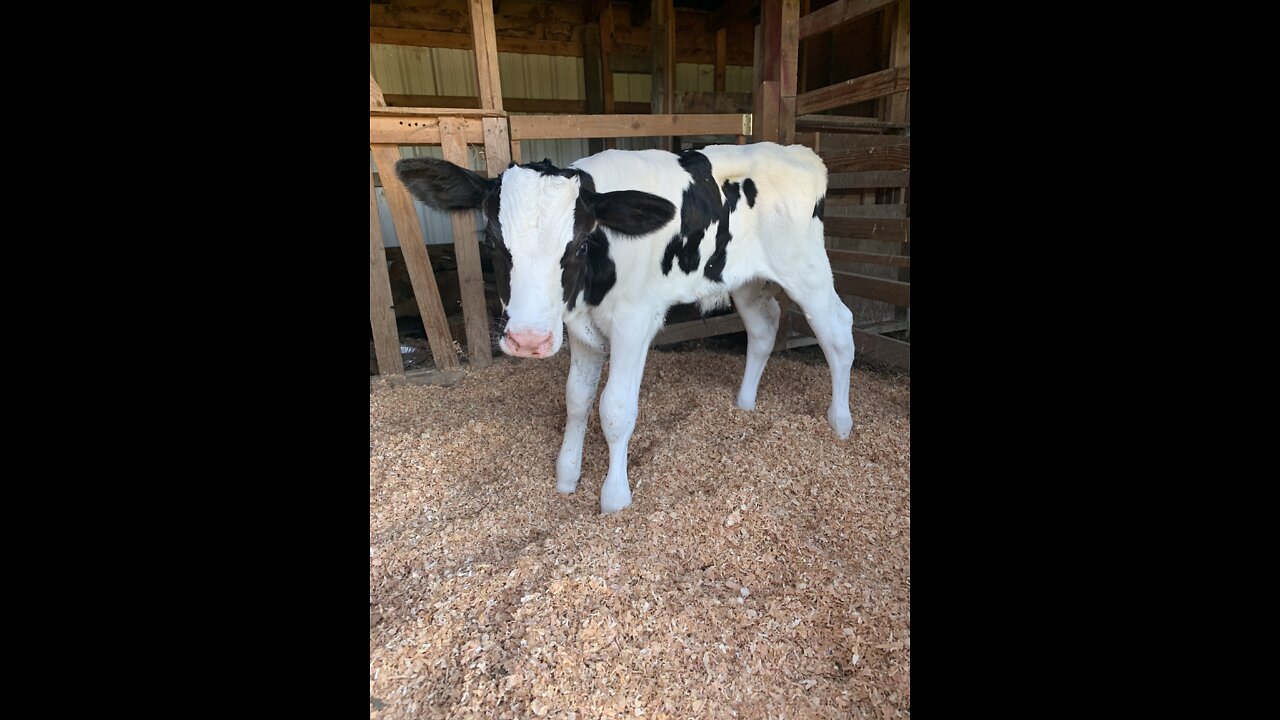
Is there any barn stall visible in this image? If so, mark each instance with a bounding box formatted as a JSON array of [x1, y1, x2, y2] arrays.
[[370, 1, 910, 716]]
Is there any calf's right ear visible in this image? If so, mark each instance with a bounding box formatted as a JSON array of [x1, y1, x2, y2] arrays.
[[394, 158, 495, 211]]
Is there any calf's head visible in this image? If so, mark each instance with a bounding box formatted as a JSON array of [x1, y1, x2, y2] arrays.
[[395, 158, 676, 358]]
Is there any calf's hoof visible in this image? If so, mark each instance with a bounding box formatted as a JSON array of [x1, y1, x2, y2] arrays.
[[828, 407, 853, 440], [555, 460, 580, 494], [599, 482, 633, 514]]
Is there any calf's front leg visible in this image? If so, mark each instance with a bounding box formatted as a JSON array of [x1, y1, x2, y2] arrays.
[[596, 320, 657, 513], [556, 332, 605, 494]]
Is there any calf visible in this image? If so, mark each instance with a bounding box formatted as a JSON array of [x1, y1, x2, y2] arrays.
[[397, 142, 854, 513]]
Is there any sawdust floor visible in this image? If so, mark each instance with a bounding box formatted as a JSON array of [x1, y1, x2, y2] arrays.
[[370, 348, 910, 719]]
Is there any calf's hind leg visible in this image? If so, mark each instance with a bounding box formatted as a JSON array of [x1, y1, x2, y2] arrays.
[[730, 280, 781, 410], [791, 288, 856, 439]]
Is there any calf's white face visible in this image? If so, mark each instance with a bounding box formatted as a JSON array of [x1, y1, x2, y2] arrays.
[[495, 167, 579, 357], [395, 157, 677, 359]]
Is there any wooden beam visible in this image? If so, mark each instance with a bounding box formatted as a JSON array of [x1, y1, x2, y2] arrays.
[[370, 105, 503, 117], [371, 26, 582, 58], [370, 74, 387, 108], [819, 133, 910, 149], [439, 118, 493, 368], [833, 271, 910, 307], [715, 28, 727, 92], [827, 170, 910, 189], [469, 0, 503, 111], [797, 66, 909, 115], [824, 216, 909, 243], [651, 0, 675, 151], [821, 143, 910, 172], [369, 145, 461, 371], [798, 0, 898, 40], [508, 113, 749, 140], [827, 249, 911, 268], [652, 313, 745, 346], [384, 368, 468, 387], [826, 202, 907, 218], [852, 327, 909, 371], [795, 114, 907, 131], [384, 94, 649, 114], [372, 5, 758, 66], [370, 115, 487, 145], [369, 169, 403, 377]]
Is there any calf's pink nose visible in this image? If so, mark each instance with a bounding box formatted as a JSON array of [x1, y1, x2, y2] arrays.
[[505, 330, 553, 356]]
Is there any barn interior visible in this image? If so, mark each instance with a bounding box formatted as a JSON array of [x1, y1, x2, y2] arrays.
[[370, 0, 910, 378], [370, 4, 910, 717]]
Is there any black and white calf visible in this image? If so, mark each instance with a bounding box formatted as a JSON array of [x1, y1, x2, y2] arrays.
[[397, 142, 854, 513]]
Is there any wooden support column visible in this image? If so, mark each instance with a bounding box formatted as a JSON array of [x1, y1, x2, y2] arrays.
[[482, 116, 512, 176], [370, 145, 461, 371], [601, 3, 617, 149], [886, 0, 909, 332], [877, 0, 909, 122], [751, 24, 774, 142], [754, 0, 798, 144], [768, 0, 800, 145], [715, 28, 727, 92], [439, 118, 493, 368], [584, 22, 606, 154], [651, 0, 675, 151], [369, 169, 403, 377], [469, 0, 503, 111]]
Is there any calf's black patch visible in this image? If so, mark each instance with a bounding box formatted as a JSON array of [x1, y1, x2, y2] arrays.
[[703, 180, 741, 283], [559, 169, 617, 310], [742, 178, 757, 208], [662, 150, 723, 275], [813, 197, 825, 220]]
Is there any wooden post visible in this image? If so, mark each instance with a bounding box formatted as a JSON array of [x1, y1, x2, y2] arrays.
[[754, 0, 798, 144], [439, 119, 494, 368], [781, 0, 799, 145], [651, 0, 675, 151], [369, 169, 403, 377], [584, 22, 605, 155], [798, 0, 809, 94], [601, 3, 617, 149], [482, 116, 512, 176], [370, 144, 461, 371], [714, 28, 727, 92], [887, 1, 910, 331], [469, 0, 504, 111], [887, 0, 910, 125], [370, 74, 387, 108]]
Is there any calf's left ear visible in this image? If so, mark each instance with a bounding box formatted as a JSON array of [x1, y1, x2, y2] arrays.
[[582, 189, 677, 238]]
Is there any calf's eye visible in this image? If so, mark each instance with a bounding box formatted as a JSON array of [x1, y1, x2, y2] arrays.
[[576, 241, 589, 257]]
